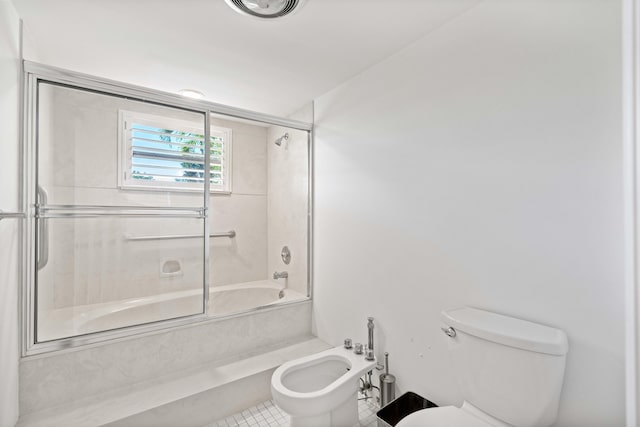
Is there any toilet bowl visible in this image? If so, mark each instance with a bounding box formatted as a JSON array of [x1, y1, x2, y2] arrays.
[[271, 346, 376, 427]]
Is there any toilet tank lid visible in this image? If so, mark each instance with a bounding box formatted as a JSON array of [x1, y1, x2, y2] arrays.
[[442, 307, 568, 356]]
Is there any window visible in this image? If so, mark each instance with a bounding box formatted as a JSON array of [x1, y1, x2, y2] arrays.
[[118, 110, 232, 192]]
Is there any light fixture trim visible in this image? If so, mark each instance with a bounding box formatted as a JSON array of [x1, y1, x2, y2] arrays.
[[224, 0, 306, 19], [179, 89, 205, 100]]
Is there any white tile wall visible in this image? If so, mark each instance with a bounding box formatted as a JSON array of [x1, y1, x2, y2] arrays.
[[210, 194, 267, 286], [266, 126, 309, 296]]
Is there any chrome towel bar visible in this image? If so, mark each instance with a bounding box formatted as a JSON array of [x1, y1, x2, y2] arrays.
[[0, 210, 25, 220], [125, 231, 236, 241], [36, 205, 206, 219]]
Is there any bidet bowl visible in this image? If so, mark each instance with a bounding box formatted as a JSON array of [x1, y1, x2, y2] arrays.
[[271, 346, 376, 418]]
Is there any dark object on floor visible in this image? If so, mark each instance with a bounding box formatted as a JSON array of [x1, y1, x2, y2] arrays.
[[376, 391, 438, 427]]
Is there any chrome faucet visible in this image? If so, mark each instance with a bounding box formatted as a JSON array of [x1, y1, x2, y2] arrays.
[[360, 317, 378, 402], [273, 271, 288, 279]]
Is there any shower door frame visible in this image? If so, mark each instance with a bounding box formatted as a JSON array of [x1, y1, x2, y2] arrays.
[[22, 61, 314, 356]]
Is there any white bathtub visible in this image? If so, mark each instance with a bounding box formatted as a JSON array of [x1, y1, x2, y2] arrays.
[[38, 280, 307, 342]]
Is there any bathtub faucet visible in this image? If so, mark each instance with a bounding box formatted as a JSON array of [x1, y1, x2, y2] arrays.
[[273, 271, 288, 279]]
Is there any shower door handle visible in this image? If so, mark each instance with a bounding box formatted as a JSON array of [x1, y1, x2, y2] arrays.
[[37, 186, 49, 270]]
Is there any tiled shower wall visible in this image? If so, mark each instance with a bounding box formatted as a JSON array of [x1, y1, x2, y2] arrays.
[[267, 125, 309, 297]]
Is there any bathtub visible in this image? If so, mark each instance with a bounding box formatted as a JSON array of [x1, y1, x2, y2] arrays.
[[37, 280, 307, 342]]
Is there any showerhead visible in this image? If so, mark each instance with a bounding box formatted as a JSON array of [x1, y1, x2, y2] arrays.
[[274, 133, 289, 146]]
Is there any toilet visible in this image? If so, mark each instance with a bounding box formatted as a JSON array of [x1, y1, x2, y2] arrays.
[[271, 345, 376, 427], [398, 307, 569, 427]]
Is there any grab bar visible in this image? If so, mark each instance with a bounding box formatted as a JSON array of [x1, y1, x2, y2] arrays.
[[125, 231, 236, 241], [37, 186, 49, 270], [0, 210, 25, 220]]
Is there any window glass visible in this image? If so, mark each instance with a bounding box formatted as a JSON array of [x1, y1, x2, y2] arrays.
[[119, 110, 232, 192]]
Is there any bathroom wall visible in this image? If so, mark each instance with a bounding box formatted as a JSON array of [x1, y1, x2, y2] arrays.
[[37, 85, 269, 310], [0, 1, 21, 425], [267, 125, 309, 296], [313, 1, 624, 426], [210, 115, 269, 288]]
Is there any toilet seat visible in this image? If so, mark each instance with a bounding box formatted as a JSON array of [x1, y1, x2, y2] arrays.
[[397, 403, 511, 427]]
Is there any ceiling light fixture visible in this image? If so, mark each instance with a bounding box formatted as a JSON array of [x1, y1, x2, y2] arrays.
[[224, 0, 306, 19], [179, 89, 204, 99]]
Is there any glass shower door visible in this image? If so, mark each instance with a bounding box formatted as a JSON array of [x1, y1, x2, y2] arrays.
[[34, 82, 209, 342]]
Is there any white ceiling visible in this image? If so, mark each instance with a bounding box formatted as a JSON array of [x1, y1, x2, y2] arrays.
[[12, 0, 479, 117]]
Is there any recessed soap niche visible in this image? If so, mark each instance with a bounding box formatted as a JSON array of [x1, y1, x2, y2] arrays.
[[160, 259, 183, 277]]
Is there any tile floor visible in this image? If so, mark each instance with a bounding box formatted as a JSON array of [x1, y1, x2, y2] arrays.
[[208, 394, 379, 427]]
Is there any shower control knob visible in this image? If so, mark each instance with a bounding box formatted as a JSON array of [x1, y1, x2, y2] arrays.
[[344, 338, 353, 349], [354, 342, 363, 355], [281, 246, 291, 265]]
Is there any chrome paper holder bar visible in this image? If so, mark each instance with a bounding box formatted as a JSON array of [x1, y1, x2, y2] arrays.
[[125, 231, 236, 241]]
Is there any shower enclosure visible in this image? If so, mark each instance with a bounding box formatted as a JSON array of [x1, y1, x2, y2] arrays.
[[22, 63, 313, 354]]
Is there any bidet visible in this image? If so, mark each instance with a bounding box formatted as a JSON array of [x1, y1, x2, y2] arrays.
[[271, 346, 376, 427]]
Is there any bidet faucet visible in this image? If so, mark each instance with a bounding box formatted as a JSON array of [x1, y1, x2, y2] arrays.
[[273, 271, 288, 279], [366, 317, 375, 361]]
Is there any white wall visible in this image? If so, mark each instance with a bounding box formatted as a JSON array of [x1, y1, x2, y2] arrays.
[[623, 1, 640, 424], [313, 1, 624, 426], [0, 1, 21, 425]]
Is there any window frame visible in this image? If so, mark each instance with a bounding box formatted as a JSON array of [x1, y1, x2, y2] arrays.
[[117, 110, 233, 193]]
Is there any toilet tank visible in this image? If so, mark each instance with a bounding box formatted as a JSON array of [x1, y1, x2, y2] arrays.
[[442, 307, 568, 427]]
